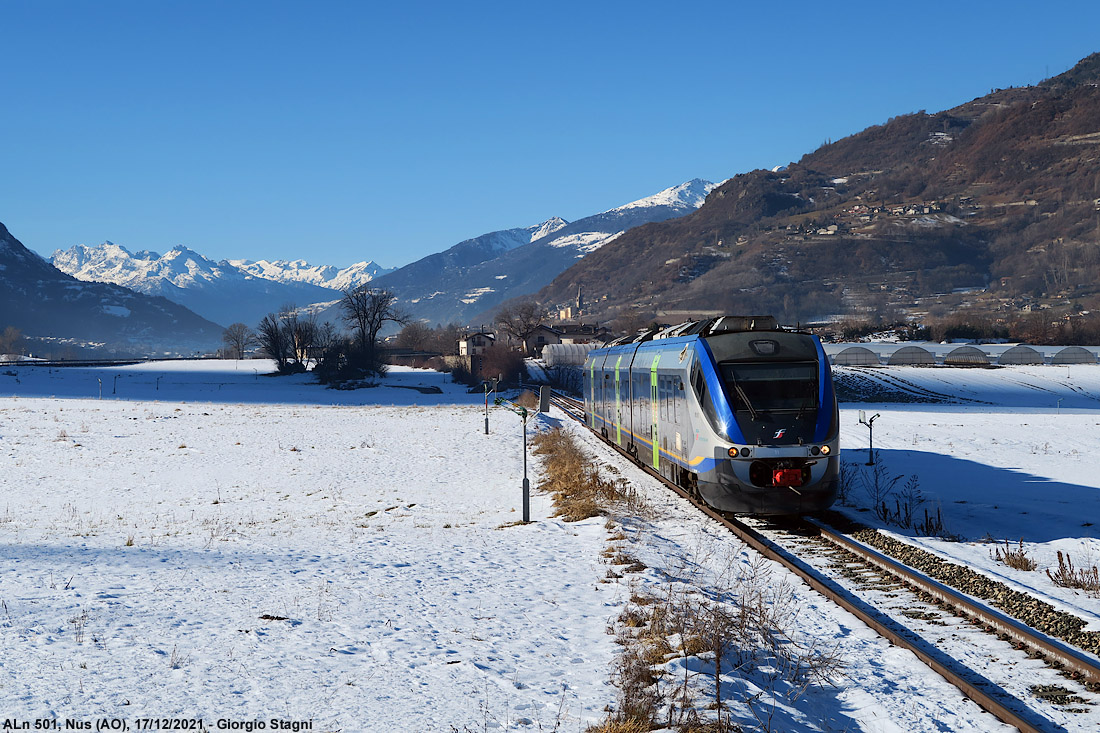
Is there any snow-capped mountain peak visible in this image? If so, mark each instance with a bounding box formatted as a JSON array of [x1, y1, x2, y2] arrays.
[[527, 217, 569, 242], [608, 178, 718, 213], [51, 242, 394, 326], [357, 177, 716, 327], [229, 258, 393, 291]]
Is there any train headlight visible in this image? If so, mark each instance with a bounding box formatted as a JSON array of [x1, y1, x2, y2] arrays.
[[820, 445, 831, 456], [811, 446, 821, 456], [729, 447, 752, 458]]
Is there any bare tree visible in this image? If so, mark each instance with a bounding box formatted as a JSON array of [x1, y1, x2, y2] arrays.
[[612, 307, 650, 339], [395, 321, 433, 351], [494, 300, 546, 355], [282, 310, 317, 366], [314, 320, 339, 354], [428, 322, 466, 355], [256, 314, 290, 371], [0, 326, 23, 355], [221, 323, 256, 360], [340, 287, 407, 372]]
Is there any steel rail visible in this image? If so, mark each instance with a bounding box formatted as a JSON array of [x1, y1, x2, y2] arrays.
[[547, 389, 1090, 733], [807, 517, 1100, 689]]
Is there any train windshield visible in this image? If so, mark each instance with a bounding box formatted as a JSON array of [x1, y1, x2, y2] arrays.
[[720, 362, 818, 413]]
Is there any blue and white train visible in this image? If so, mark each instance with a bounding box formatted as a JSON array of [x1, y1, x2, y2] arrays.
[[582, 316, 839, 514]]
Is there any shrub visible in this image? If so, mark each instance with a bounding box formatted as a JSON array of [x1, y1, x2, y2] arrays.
[[990, 539, 1039, 571], [1046, 552, 1100, 594]]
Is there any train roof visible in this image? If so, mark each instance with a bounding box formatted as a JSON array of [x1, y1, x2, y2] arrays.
[[605, 315, 799, 348]]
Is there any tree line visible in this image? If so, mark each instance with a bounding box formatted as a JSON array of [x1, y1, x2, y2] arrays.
[[221, 296, 552, 385], [222, 287, 407, 380]]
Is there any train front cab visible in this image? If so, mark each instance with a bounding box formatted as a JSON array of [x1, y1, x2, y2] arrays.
[[690, 331, 840, 515]]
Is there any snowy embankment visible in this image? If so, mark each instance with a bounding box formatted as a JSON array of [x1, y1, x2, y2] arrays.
[[0, 362, 618, 730]]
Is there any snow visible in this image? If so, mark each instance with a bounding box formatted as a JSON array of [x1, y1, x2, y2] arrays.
[[527, 217, 569, 242], [547, 230, 623, 255], [608, 178, 716, 213], [54, 242, 238, 291], [231, 258, 392, 291], [1, 361, 1099, 730], [0, 363, 617, 729], [460, 286, 495, 304], [53, 243, 391, 295]]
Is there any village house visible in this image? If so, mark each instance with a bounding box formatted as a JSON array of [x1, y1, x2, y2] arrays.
[[522, 323, 611, 357], [457, 331, 495, 357]]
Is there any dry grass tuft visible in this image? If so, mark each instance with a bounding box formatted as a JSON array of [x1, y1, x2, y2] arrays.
[[532, 428, 633, 522], [585, 719, 651, 733], [990, 538, 1038, 571], [595, 557, 845, 732], [1047, 551, 1100, 594]]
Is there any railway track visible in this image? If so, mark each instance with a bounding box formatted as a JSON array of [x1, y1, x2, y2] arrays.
[[547, 390, 1100, 732]]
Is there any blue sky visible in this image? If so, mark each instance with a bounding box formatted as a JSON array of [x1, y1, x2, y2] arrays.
[[3, 1, 1099, 269]]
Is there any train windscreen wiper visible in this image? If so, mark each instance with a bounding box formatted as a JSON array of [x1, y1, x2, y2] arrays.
[[796, 390, 817, 419], [732, 382, 759, 421]]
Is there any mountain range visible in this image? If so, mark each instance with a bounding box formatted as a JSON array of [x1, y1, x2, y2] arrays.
[[0, 223, 223, 355], [359, 178, 716, 327], [9, 52, 1100, 353], [51, 243, 391, 326], [42, 178, 715, 334]]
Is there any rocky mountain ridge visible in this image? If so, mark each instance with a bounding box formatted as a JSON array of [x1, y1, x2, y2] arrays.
[[536, 54, 1100, 331]]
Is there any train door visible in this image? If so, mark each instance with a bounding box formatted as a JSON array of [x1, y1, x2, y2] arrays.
[[586, 354, 598, 429], [600, 356, 614, 436], [630, 368, 646, 460], [613, 355, 625, 446], [649, 353, 661, 469]]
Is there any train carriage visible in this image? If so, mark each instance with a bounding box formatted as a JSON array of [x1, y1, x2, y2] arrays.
[[583, 316, 839, 514]]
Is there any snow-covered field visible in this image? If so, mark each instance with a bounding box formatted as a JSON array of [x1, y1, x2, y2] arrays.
[[0, 363, 617, 730], [1, 361, 1099, 731]]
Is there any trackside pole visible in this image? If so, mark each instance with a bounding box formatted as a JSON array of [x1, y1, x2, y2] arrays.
[[495, 396, 531, 523], [859, 410, 880, 465], [522, 411, 530, 522], [482, 378, 499, 435]]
